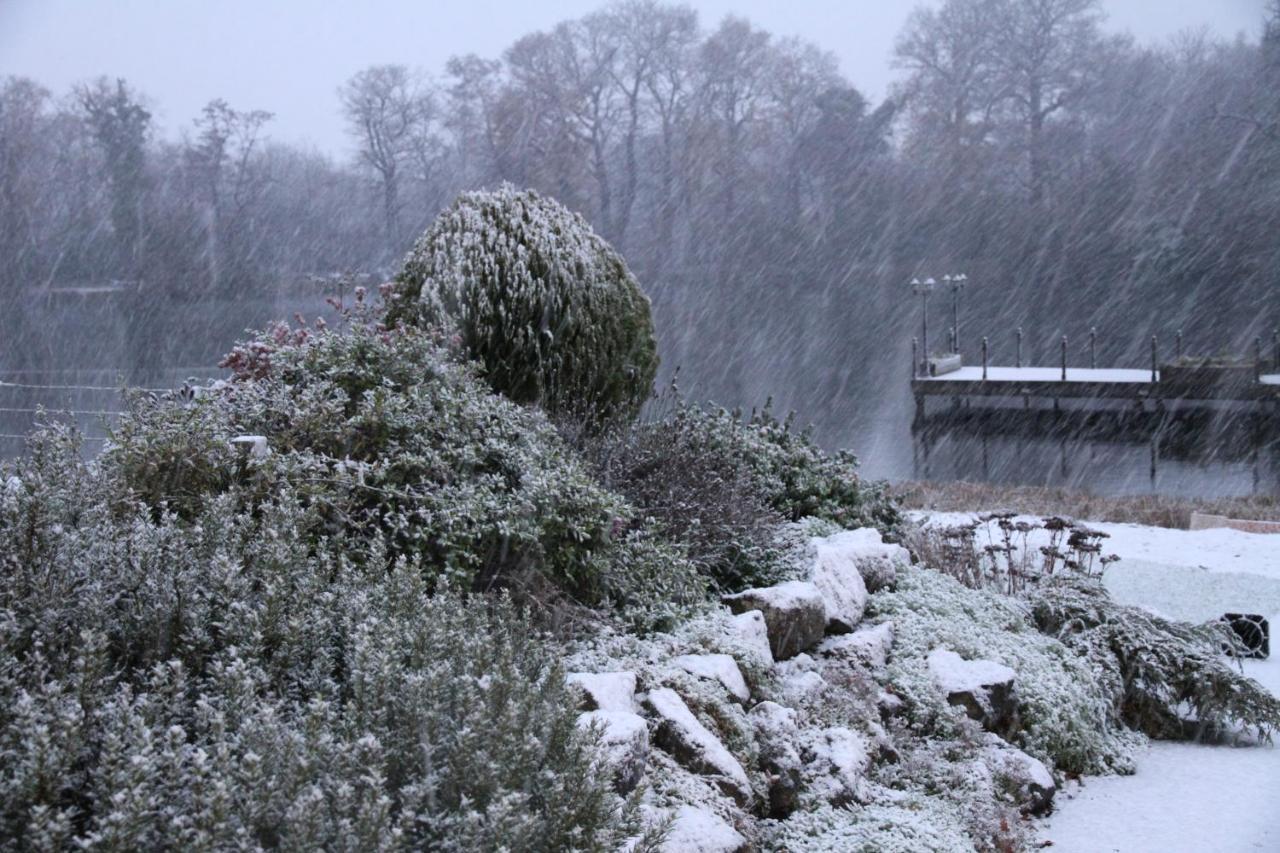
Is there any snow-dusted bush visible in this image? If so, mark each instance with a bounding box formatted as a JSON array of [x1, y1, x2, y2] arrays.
[[868, 565, 1143, 776], [1029, 578, 1280, 741], [126, 318, 633, 601], [387, 185, 659, 424], [0, 433, 639, 849], [592, 531, 707, 632], [662, 400, 900, 533], [579, 395, 898, 592], [578, 398, 791, 592]]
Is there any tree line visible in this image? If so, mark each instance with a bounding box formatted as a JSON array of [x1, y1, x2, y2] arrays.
[[0, 0, 1277, 411]]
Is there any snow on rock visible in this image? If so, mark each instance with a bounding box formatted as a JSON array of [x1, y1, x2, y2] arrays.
[[803, 726, 872, 806], [928, 647, 1018, 735], [725, 609, 773, 668], [818, 620, 895, 670], [722, 581, 827, 661], [749, 701, 804, 817], [577, 710, 649, 794], [672, 654, 750, 704], [877, 689, 906, 718], [808, 532, 871, 632], [816, 527, 908, 594], [982, 736, 1056, 816], [567, 671, 638, 713], [659, 805, 749, 853], [780, 668, 828, 704], [644, 687, 753, 807]]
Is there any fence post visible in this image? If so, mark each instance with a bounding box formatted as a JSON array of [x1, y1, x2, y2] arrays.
[[1151, 335, 1158, 383], [1061, 336, 1068, 381], [982, 336, 989, 381], [1256, 336, 1263, 380], [1273, 328, 1278, 372], [912, 337, 918, 379], [1016, 327, 1023, 368], [1176, 329, 1183, 360], [1089, 327, 1097, 370]]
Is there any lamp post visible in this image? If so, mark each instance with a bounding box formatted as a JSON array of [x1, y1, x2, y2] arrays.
[[912, 277, 936, 373], [948, 273, 967, 356]]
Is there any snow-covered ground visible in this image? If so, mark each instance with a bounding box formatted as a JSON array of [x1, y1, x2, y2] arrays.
[[917, 511, 1280, 851]]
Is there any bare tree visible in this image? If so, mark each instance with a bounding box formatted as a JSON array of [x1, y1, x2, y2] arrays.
[[186, 99, 273, 294], [699, 17, 771, 227], [339, 65, 429, 256], [990, 0, 1107, 206], [894, 0, 1005, 189]]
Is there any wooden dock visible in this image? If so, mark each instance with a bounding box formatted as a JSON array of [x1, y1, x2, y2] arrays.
[[912, 366, 1280, 405]]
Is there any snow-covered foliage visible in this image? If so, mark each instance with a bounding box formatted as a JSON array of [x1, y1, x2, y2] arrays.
[[1029, 577, 1280, 741], [387, 184, 659, 424], [657, 400, 900, 533], [149, 314, 701, 614], [869, 565, 1144, 776], [762, 801, 975, 853], [580, 392, 899, 592], [0, 433, 640, 848]]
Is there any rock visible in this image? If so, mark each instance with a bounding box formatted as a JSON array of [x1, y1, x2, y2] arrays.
[[876, 689, 905, 718], [780, 669, 827, 703], [803, 726, 871, 806], [927, 647, 1018, 735], [672, 654, 751, 704], [567, 671, 638, 713], [808, 534, 870, 632], [644, 687, 753, 807], [659, 806, 748, 853], [749, 701, 803, 817], [577, 710, 649, 794], [982, 738, 1056, 816], [823, 528, 908, 593], [817, 621, 895, 670], [722, 581, 827, 661], [726, 609, 773, 667]]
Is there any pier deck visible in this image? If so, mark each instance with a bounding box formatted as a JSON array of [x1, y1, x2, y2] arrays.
[[912, 366, 1280, 403]]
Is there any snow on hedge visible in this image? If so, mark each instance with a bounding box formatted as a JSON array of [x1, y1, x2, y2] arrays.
[[389, 184, 659, 423]]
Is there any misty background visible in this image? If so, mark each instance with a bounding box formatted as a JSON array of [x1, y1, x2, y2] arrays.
[[0, 0, 1276, 493]]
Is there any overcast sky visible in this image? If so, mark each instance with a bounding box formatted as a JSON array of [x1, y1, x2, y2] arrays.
[[0, 0, 1268, 159]]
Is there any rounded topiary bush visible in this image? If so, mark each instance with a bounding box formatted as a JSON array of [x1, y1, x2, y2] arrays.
[[387, 185, 659, 423]]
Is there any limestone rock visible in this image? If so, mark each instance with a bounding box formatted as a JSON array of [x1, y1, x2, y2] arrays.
[[982, 737, 1056, 816], [644, 687, 753, 807], [817, 621, 895, 670], [803, 726, 871, 806], [577, 710, 649, 794], [672, 654, 750, 704], [659, 806, 748, 853], [567, 671, 638, 713], [927, 647, 1018, 735], [825, 527, 909, 593], [749, 701, 803, 817], [725, 609, 773, 668], [809, 534, 870, 632], [722, 581, 827, 661]]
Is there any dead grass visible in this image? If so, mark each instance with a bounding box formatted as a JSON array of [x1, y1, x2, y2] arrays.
[[892, 480, 1280, 529]]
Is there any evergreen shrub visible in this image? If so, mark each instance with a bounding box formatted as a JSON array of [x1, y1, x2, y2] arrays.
[[388, 185, 659, 425]]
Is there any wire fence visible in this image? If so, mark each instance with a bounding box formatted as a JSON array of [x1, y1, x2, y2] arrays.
[[0, 366, 230, 456]]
